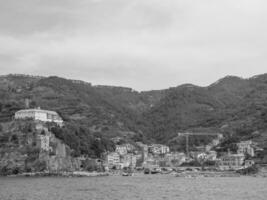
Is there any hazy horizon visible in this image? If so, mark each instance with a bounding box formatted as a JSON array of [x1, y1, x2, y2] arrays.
[[1, 0, 267, 90]]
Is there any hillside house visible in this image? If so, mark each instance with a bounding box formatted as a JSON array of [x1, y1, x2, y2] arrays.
[[245, 160, 255, 168], [143, 156, 159, 169], [115, 145, 128, 155], [165, 152, 186, 166], [120, 154, 137, 168], [218, 153, 245, 170], [148, 144, 170, 155], [125, 143, 135, 152], [237, 140, 255, 157], [107, 152, 120, 168], [206, 151, 217, 161], [15, 108, 63, 126]]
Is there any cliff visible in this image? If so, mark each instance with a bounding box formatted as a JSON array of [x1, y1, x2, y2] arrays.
[[0, 120, 81, 175]]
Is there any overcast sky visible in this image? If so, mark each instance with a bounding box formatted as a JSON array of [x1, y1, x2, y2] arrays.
[[0, 0, 267, 91]]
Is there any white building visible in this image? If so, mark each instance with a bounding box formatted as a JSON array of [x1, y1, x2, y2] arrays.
[[15, 108, 63, 125], [115, 145, 128, 155], [206, 151, 217, 161], [218, 153, 245, 170], [165, 152, 186, 166], [148, 144, 170, 155], [143, 157, 158, 168], [107, 152, 120, 168], [121, 154, 137, 168], [125, 143, 135, 152], [237, 140, 255, 157], [244, 160, 255, 168]]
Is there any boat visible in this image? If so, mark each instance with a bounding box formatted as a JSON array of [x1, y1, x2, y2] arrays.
[[144, 168, 150, 174], [122, 172, 132, 176], [151, 168, 161, 174], [122, 166, 134, 176]]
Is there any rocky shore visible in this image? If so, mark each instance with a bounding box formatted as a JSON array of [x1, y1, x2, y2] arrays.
[[10, 171, 109, 177], [175, 171, 241, 178]]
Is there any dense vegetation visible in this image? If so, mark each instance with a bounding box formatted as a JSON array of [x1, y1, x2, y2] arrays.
[[1, 73, 267, 156], [49, 123, 115, 158], [143, 75, 267, 149]]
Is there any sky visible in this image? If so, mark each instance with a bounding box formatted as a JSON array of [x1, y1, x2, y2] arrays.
[[0, 0, 267, 91]]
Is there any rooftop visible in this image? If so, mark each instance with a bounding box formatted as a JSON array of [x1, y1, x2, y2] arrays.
[[16, 108, 59, 116]]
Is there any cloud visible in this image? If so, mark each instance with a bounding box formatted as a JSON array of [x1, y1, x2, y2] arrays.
[[0, 0, 267, 90]]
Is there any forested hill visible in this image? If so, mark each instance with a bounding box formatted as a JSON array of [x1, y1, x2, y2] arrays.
[[0, 74, 160, 157], [1, 73, 267, 151], [95, 85, 166, 114], [0, 75, 145, 135], [143, 74, 267, 147]]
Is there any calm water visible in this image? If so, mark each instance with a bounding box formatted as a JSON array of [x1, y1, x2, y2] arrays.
[[1, 175, 267, 200]]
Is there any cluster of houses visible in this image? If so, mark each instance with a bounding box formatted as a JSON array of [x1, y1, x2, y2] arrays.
[[105, 141, 184, 170], [105, 142, 173, 170], [218, 140, 263, 170], [106, 137, 263, 171], [14, 108, 263, 172], [106, 143, 138, 170]]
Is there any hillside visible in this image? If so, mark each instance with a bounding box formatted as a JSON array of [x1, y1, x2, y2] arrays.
[[143, 74, 267, 147], [0, 74, 165, 137], [0, 75, 138, 134], [95, 85, 166, 114], [1, 73, 267, 152]]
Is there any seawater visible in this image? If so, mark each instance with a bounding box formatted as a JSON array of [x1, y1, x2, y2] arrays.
[[1, 175, 267, 200]]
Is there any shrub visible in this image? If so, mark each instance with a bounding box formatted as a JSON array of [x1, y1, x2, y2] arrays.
[[11, 134, 19, 144], [237, 165, 258, 175], [180, 160, 201, 167], [0, 133, 9, 143], [33, 160, 47, 172], [12, 166, 21, 175]]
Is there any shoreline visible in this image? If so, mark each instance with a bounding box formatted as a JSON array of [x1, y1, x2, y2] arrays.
[[3, 170, 266, 178], [5, 171, 109, 178]]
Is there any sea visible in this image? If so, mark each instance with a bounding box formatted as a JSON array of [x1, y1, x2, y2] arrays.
[[1, 175, 267, 200]]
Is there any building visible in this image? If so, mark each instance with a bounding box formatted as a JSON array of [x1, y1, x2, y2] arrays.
[[107, 152, 120, 168], [136, 142, 149, 161], [148, 144, 170, 155], [206, 151, 217, 161], [237, 140, 255, 157], [209, 134, 224, 147], [115, 145, 128, 155], [165, 152, 186, 166], [115, 143, 136, 155], [143, 156, 159, 169], [218, 153, 245, 170], [15, 108, 63, 125], [190, 151, 203, 160], [120, 154, 137, 168], [125, 143, 135, 152], [37, 135, 50, 152], [244, 160, 255, 168]]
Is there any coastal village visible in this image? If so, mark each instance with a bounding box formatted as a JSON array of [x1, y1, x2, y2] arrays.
[[2, 1, 267, 199], [2, 106, 265, 177]]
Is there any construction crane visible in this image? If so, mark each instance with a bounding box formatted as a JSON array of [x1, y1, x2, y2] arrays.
[[177, 132, 222, 157]]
